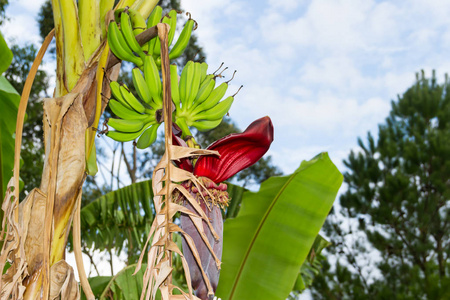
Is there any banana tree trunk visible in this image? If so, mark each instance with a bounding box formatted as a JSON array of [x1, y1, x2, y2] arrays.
[[19, 55, 120, 299]]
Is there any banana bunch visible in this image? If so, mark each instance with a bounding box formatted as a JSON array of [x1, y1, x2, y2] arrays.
[[108, 8, 147, 67], [108, 6, 196, 67], [173, 61, 239, 134], [145, 6, 196, 63], [106, 56, 164, 148]]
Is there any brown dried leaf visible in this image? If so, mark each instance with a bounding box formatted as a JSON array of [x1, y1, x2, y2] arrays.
[[49, 260, 79, 300]]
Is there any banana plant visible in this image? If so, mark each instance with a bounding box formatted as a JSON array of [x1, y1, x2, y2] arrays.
[[0, 0, 160, 299]]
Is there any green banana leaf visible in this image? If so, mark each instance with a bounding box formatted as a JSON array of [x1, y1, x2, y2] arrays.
[[99, 264, 146, 300], [292, 234, 331, 295], [215, 152, 343, 300], [80, 276, 112, 300], [0, 32, 19, 201], [79, 179, 155, 258], [0, 32, 13, 74]]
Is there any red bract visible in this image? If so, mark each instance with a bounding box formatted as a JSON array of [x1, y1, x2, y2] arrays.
[[174, 116, 274, 183]]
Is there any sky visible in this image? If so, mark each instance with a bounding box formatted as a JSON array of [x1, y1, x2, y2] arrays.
[[3, 0, 450, 174], [1, 0, 450, 293]]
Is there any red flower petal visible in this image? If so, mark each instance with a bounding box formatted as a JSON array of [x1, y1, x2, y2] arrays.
[[194, 116, 274, 183], [172, 133, 194, 172]]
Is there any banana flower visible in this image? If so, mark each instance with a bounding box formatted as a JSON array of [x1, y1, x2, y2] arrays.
[[173, 116, 274, 299]]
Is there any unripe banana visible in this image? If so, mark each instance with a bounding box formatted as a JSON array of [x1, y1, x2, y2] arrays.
[[132, 67, 155, 107], [127, 8, 147, 36], [192, 96, 234, 122], [153, 14, 172, 56], [169, 19, 195, 60], [109, 99, 148, 120], [108, 118, 146, 132], [137, 123, 160, 149], [191, 82, 228, 115], [145, 6, 162, 54], [179, 61, 194, 110], [200, 62, 208, 83], [201, 74, 215, 85], [191, 76, 215, 110], [110, 81, 132, 110], [166, 10, 178, 47], [170, 64, 181, 108], [191, 118, 223, 132], [107, 21, 142, 66], [106, 122, 151, 142], [120, 84, 146, 113], [120, 11, 146, 61], [143, 55, 163, 107], [185, 62, 202, 110]]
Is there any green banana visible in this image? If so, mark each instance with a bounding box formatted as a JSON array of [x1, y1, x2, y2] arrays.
[[106, 122, 152, 142], [132, 68, 154, 106], [143, 55, 162, 107], [108, 118, 146, 132], [191, 76, 215, 109], [200, 62, 208, 83], [120, 11, 146, 60], [137, 123, 160, 149], [191, 118, 223, 132], [110, 81, 133, 110], [109, 99, 148, 120], [145, 6, 162, 54], [128, 8, 147, 36], [192, 96, 234, 121], [120, 84, 146, 113], [170, 64, 181, 108], [185, 62, 202, 109], [107, 21, 142, 66], [179, 60, 194, 110], [166, 10, 178, 47], [169, 18, 195, 60], [191, 82, 228, 115]]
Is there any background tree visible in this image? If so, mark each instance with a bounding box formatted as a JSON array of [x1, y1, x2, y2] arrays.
[[0, 0, 8, 25], [311, 71, 450, 299]]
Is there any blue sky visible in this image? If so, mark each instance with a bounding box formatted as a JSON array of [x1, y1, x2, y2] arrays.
[[3, 0, 450, 175]]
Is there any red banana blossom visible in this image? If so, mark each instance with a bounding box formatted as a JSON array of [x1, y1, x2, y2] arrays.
[[173, 116, 274, 299]]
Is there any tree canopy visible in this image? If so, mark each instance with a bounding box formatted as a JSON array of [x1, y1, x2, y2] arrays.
[[312, 71, 450, 299]]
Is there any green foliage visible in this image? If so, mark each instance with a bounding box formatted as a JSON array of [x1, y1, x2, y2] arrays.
[[0, 32, 19, 203], [80, 180, 154, 264], [291, 234, 331, 297], [312, 71, 450, 299], [80, 276, 112, 300], [99, 264, 146, 300], [216, 153, 342, 300], [0, 0, 8, 25], [37, 0, 53, 41]]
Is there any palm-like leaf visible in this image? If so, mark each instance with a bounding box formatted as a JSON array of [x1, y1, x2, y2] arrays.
[[216, 152, 343, 300], [80, 180, 154, 258]]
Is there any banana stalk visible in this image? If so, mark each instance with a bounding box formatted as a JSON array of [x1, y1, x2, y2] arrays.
[[79, 0, 102, 61]]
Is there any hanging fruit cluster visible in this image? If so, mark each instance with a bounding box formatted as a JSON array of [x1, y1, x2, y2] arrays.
[[105, 6, 239, 147]]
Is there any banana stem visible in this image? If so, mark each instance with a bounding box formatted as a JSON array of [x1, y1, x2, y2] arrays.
[[86, 44, 110, 161]]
